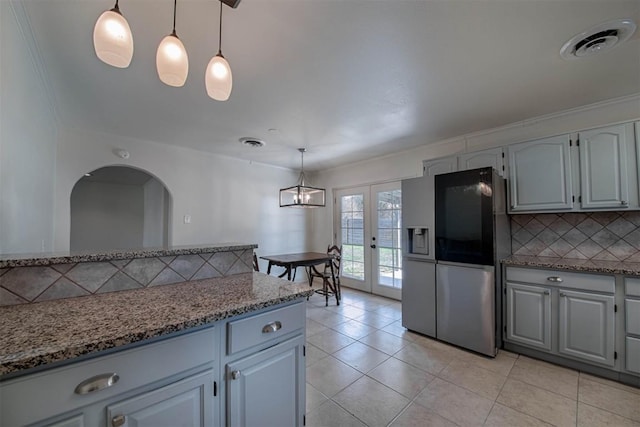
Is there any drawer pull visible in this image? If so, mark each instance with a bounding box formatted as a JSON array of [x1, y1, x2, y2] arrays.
[[74, 372, 120, 395], [262, 321, 282, 334], [112, 415, 126, 427], [547, 276, 563, 283]]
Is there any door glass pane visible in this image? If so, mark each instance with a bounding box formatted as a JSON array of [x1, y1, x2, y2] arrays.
[[341, 194, 365, 280], [376, 189, 402, 289]]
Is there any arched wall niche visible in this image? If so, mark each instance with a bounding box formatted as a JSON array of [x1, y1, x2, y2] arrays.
[[70, 165, 172, 252]]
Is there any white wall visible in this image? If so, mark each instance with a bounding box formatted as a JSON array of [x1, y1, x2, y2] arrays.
[[70, 181, 144, 251], [143, 178, 168, 248], [0, 2, 57, 254], [311, 95, 640, 252], [53, 126, 310, 263]]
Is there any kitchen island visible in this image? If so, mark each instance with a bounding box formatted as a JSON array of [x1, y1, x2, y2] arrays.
[[0, 271, 313, 426]]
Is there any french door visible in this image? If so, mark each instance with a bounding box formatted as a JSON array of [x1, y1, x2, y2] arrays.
[[335, 183, 402, 300]]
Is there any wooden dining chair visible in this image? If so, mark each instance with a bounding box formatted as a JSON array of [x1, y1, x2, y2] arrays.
[[309, 245, 342, 306], [252, 252, 259, 272]]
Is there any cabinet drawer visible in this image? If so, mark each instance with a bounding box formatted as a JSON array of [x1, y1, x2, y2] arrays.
[[506, 267, 614, 294], [626, 278, 640, 297], [1, 327, 215, 427], [626, 299, 640, 336], [626, 336, 640, 374], [227, 302, 305, 355]]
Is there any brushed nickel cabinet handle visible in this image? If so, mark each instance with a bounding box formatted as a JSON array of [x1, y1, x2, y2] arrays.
[[74, 372, 119, 395], [231, 370, 241, 380], [112, 414, 126, 427], [262, 321, 282, 334], [547, 276, 563, 283]]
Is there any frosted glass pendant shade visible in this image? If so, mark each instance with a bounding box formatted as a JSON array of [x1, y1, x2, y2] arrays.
[[93, 9, 134, 68], [205, 53, 232, 101], [156, 34, 189, 87]]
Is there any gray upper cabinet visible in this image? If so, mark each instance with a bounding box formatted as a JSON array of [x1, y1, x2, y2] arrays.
[[578, 123, 633, 209], [458, 147, 505, 176], [423, 156, 458, 177], [508, 135, 573, 212]]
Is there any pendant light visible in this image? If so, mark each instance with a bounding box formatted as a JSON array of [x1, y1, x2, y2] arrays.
[[280, 149, 326, 208], [156, 0, 189, 87], [205, 1, 233, 101], [93, 0, 134, 68]]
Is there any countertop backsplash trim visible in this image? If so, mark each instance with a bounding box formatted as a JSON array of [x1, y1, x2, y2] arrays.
[[0, 245, 257, 306], [511, 211, 640, 262]]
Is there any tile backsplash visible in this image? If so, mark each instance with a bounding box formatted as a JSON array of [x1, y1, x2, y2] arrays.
[[0, 249, 254, 306], [511, 211, 640, 262]]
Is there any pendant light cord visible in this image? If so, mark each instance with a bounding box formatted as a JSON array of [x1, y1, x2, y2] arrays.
[[172, 0, 177, 36], [218, 1, 223, 54]]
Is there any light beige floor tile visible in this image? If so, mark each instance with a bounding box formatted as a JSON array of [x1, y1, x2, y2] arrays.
[[388, 402, 457, 427], [580, 372, 640, 396], [307, 309, 350, 328], [305, 399, 367, 427], [577, 402, 640, 427], [381, 321, 420, 342], [412, 335, 472, 359], [306, 318, 329, 337], [359, 330, 411, 355], [307, 329, 355, 354], [499, 349, 519, 359], [305, 343, 329, 367], [333, 376, 410, 427], [306, 356, 363, 397], [331, 319, 378, 340], [414, 378, 494, 426], [579, 376, 640, 422], [497, 378, 577, 427], [509, 357, 578, 399], [325, 304, 368, 319], [394, 342, 454, 375], [484, 403, 552, 427], [353, 312, 396, 329], [456, 349, 516, 376], [372, 304, 402, 320], [438, 358, 507, 400], [333, 341, 390, 373], [367, 357, 435, 399], [306, 383, 328, 414]]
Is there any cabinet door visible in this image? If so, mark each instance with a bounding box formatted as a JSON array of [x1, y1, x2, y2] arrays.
[[106, 370, 215, 427], [227, 335, 304, 427], [579, 123, 632, 209], [558, 290, 615, 366], [508, 135, 573, 212], [506, 282, 552, 351], [423, 156, 457, 177], [458, 147, 504, 176]]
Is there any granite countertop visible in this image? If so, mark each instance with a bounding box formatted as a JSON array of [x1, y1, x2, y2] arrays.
[[0, 243, 258, 268], [502, 255, 640, 276], [0, 272, 313, 378]]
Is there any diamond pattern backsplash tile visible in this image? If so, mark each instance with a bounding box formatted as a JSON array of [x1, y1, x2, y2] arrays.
[[512, 212, 640, 261], [0, 250, 256, 306]]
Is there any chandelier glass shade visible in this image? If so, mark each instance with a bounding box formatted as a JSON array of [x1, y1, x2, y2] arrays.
[[156, 0, 189, 87], [205, 2, 233, 101], [93, 1, 134, 68]]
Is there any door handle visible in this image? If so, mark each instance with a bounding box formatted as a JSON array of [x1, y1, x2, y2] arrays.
[[370, 244, 376, 249]]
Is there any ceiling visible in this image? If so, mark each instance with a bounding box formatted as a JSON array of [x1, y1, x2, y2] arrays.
[[14, 0, 640, 172]]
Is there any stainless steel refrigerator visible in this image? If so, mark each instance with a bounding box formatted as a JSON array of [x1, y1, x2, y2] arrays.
[[434, 167, 510, 356], [401, 175, 437, 338]]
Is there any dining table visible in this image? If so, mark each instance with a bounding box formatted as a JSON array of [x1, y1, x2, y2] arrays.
[[259, 252, 335, 285]]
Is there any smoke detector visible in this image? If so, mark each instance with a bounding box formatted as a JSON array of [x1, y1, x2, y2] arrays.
[[560, 19, 636, 60], [239, 137, 265, 148]]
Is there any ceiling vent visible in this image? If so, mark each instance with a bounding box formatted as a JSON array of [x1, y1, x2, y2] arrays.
[[560, 19, 636, 59], [239, 137, 266, 148]]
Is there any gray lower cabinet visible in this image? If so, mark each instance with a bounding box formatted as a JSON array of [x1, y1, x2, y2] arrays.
[[505, 282, 552, 351], [106, 370, 215, 427], [226, 336, 304, 427], [558, 290, 615, 366], [45, 415, 85, 427], [625, 278, 640, 374]]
